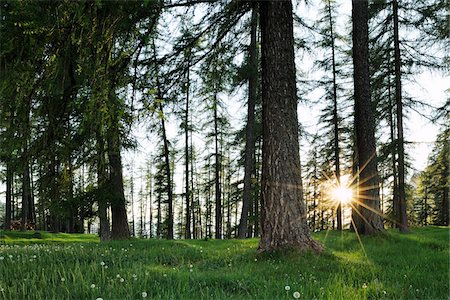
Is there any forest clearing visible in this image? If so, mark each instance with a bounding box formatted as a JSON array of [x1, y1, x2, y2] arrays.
[[0, 227, 447, 299], [0, 0, 448, 299]]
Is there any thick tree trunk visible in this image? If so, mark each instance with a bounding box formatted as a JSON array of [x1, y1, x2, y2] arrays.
[[258, 0, 322, 252], [393, 0, 409, 233], [107, 95, 130, 240], [238, 3, 258, 239], [351, 0, 384, 235]]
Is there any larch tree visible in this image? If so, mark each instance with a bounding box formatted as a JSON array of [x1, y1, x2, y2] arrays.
[[238, 2, 259, 239], [257, 0, 322, 252], [351, 0, 384, 235]]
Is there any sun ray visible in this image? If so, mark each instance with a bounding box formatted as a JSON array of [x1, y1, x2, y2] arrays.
[[350, 216, 367, 258]]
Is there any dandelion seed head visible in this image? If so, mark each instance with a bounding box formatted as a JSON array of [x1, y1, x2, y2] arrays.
[[90, 284, 96, 289], [120, 278, 124, 283], [100, 261, 105, 266], [141, 292, 147, 298], [293, 291, 301, 299], [285, 286, 291, 291], [61, 278, 65, 282]]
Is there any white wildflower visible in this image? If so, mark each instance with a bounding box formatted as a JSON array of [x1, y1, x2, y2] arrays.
[[362, 283, 367, 289], [120, 278, 124, 283]]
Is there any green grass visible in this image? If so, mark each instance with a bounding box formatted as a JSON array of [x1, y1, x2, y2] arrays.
[[0, 227, 448, 299]]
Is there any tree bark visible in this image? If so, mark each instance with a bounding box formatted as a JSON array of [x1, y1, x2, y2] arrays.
[[393, 0, 409, 233], [159, 102, 174, 240], [258, 0, 322, 253], [214, 93, 222, 239], [107, 94, 130, 240], [351, 0, 384, 235], [96, 128, 111, 241], [327, 0, 342, 231], [185, 53, 191, 239], [238, 3, 258, 239]]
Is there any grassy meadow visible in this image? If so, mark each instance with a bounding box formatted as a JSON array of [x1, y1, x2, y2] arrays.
[[0, 227, 448, 299]]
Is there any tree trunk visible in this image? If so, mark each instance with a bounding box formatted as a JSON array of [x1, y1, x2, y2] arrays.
[[5, 163, 12, 230], [258, 0, 322, 252], [159, 102, 174, 240], [96, 128, 111, 241], [185, 54, 191, 239], [107, 94, 130, 240], [388, 73, 399, 228], [393, 0, 409, 233], [327, 0, 342, 231], [238, 3, 258, 239], [214, 93, 222, 239], [351, 0, 384, 235]]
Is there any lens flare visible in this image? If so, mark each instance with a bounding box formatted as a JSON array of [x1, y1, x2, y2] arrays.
[[332, 186, 352, 204]]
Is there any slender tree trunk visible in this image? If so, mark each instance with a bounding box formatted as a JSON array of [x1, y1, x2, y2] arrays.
[[185, 54, 191, 239], [388, 75, 399, 228], [159, 102, 174, 239], [214, 93, 222, 239], [96, 128, 111, 241], [441, 139, 449, 225], [21, 148, 30, 231], [107, 94, 130, 240], [5, 163, 12, 230], [351, 0, 383, 235], [21, 98, 31, 232], [393, 0, 409, 233], [238, 3, 258, 239], [258, 0, 322, 252], [327, 0, 342, 231]]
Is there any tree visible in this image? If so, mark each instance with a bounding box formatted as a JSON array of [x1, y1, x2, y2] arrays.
[[392, 0, 409, 233], [257, 0, 322, 252], [238, 2, 259, 239], [351, 0, 384, 235]]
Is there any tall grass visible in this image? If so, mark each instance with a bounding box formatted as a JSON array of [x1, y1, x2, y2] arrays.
[[0, 227, 447, 299]]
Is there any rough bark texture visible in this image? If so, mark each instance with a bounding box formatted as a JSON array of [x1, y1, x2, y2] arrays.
[[393, 0, 409, 233], [351, 0, 384, 235], [258, 0, 322, 253], [238, 3, 258, 239], [108, 95, 130, 240]]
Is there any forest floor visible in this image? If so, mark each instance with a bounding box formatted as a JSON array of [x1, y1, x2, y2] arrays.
[[0, 226, 447, 300]]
